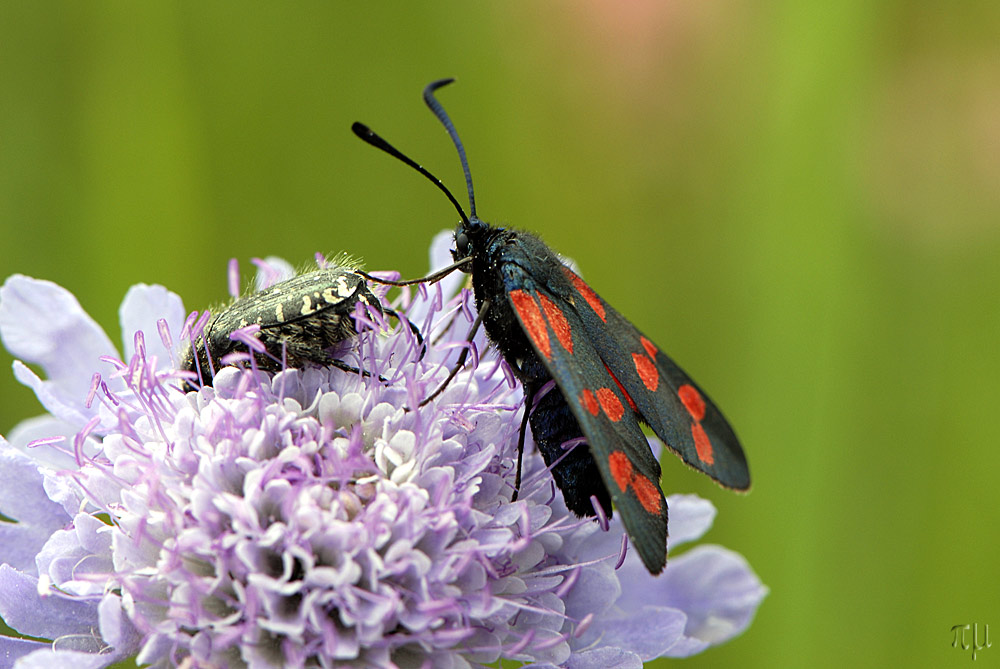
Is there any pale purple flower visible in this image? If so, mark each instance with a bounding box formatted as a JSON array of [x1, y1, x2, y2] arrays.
[[0, 232, 765, 668]]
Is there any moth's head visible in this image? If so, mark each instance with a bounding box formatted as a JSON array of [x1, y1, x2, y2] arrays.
[[451, 217, 489, 271]]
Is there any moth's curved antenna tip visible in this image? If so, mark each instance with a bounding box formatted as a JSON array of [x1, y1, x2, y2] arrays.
[[351, 122, 373, 139], [424, 78, 456, 96], [422, 77, 478, 220]]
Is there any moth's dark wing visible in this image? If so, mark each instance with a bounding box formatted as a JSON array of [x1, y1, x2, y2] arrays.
[[560, 266, 750, 491], [499, 261, 669, 574]]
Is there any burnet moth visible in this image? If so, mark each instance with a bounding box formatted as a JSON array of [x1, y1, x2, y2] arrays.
[[353, 79, 750, 574]]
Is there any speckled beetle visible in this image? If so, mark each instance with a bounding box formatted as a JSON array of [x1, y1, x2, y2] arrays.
[[179, 264, 415, 388]]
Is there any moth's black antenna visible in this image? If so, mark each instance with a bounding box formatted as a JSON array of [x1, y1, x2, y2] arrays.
[[351, 122, 470, 226], [423, 78, 477, 220]]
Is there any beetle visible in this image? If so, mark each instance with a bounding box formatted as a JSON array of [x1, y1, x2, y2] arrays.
[[179, 264, 398, 388]]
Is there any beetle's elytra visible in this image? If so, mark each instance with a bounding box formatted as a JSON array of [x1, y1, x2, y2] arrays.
[[180, 265, 381, 388]]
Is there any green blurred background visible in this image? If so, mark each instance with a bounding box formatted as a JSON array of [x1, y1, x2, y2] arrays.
[[2, 3, 998, 667]]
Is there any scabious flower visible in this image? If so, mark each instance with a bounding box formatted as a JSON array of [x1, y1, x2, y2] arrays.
[[0, 232, 765, 669]]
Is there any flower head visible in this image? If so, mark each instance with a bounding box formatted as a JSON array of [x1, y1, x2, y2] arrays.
[[0, 232, 765, 668]]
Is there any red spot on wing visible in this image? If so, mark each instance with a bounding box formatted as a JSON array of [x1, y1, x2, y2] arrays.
[[510, 290, 550, 359], [595, 388, 624, 422], [640, 336, 657, 359], [608, 451, 664, 514], [678, 384, 714, 465], [609, 451, 632, 492], [630, 472, 665, 514], [580, 389, 599, 416], [632, 352, 659, 391], [604, 363, 638, 411], [692, 423, 715, 465], [562, 267, 606, 322], [678, 384, 706, 421], [538, 293, 573, 353]]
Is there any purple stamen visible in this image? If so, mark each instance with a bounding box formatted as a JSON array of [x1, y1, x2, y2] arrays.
[[86, 372, 101, 409], [228, 257, 241, 297], [615, 534, 629, 570], [591, 495, 609, 532]]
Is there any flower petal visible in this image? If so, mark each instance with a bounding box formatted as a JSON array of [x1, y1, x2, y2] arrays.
[[579, 605, 686, 661], [0, 275, 117, 418], [0, 565, 99, 639], [11, 361, 93, 427], [0, 439, 72, 572], [13, 648, 118, 669], [563, 561, 620, 622], [36, 513, 114, 597], [0, 635, 48, 666], [665, 494, 717, 547], [659, 545, 767, 654], [98, 592, 141, 658], [566, 646, 644, 669], [611, 541, 765, 656], [5, 414, 95, 470], [118, 283, 186, 365]]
